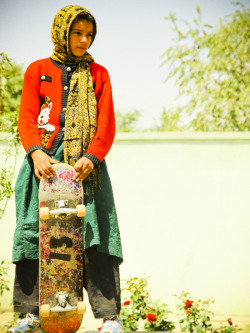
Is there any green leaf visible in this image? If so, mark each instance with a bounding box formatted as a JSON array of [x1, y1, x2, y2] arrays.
[[161, 4, 250, 132]]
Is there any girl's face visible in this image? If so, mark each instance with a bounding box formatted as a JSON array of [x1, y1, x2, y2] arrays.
[[69, 19, 94, 57]]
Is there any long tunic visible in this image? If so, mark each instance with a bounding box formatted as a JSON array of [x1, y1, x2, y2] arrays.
[[12, 58, 123, 263]]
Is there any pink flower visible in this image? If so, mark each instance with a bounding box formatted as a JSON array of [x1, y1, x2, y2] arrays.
[[186, 309, 191, 315]]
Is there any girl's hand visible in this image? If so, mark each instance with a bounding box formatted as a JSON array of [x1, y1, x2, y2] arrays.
[[30, 149, 60, 179], [73, 157, 94, 182]]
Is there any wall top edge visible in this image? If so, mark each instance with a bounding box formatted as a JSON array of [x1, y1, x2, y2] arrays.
[[1, 131, 250, 143], [114, 132, 250, 141]]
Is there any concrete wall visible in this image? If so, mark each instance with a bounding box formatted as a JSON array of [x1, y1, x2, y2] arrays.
[[0, 132, 250, 318]]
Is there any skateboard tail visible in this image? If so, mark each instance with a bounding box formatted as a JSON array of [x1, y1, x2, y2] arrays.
[[41, 311, 83, 333]]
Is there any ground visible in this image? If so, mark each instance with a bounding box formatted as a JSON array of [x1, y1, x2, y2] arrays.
[[0, 311, 250, 333]]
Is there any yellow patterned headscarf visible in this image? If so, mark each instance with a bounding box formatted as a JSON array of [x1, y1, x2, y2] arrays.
[[51, 6, 99, 190]]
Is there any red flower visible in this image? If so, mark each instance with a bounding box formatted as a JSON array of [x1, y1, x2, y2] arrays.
[[97, 327, 102, 331], [146, 313, 157, 322], [123, 300, 131, 306], [228, 318, 232, 326], [184, 300, 193, 309], [186, 309, 191, 315]]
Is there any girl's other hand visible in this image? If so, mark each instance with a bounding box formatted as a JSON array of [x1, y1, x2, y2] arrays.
[[73, 157, 94, 182], [30, 149, 60, 179]]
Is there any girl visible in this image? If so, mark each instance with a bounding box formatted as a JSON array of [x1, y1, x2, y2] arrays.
[[9, 5, 123, 333]]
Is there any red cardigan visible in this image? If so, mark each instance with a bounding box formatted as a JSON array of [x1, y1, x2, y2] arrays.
[[18, 58, 115, 164]]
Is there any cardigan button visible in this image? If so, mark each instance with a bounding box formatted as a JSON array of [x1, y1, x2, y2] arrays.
[[64, 86, 68, 91], [63, 127, 65, 131], [41, 75, 45, 80], [63, 108, 67, 112], [67, 67, 71, 71]]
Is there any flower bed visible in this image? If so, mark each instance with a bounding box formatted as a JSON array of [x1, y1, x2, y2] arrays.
[[120, 277, 241, 333]]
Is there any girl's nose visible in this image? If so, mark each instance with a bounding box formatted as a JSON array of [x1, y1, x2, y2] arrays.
[[80, 35, 87, 43]]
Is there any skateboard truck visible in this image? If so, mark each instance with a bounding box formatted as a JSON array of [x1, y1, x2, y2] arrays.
[[40, 291, 86, 318], [40, 200, 86, 220], [55, 200, 69, 209], [52, 291, 75, 311]]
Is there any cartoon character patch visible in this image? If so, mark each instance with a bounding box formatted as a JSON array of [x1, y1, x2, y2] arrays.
[[37, 96, 55, 132], [38, 96, 56, 149]]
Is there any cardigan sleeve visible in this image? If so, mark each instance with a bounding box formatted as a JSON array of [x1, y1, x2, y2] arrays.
[[84, 67, 115, 163], [18, 65, 44, 154]]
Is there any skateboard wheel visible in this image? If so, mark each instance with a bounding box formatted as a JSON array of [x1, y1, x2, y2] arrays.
[[41, 304, 50, 318], [77, 205, 86, 217], [77, 301, 86, 314], [40, 207, 50, 220]]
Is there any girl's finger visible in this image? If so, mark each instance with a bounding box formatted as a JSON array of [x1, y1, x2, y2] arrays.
[[37, 166, 46, 178], [34, 168, 41, 180], [45, 161, 56, 176], [41, 163, 53, 177], [76, 169, 91, 182], [38, 165, 50, 179], [49, 158, 60, 164]]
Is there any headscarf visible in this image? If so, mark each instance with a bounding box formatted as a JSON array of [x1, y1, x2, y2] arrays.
[[51, 6, 99, 191]]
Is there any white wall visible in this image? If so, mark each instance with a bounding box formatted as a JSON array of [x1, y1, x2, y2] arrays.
[[1, 132, 250, 318]]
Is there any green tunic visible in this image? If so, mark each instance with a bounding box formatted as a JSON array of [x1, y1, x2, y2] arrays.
[[12, 142, 123, 263]]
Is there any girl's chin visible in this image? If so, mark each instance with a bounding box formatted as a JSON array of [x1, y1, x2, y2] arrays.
[[71, 49, 86, 57], [73, 53, 85, 57]]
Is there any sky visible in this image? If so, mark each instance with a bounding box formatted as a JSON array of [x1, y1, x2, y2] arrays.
[[0, 0, 249, 128]]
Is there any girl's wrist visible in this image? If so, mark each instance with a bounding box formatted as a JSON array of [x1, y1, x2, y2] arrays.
[[30, 149, 43, 159]]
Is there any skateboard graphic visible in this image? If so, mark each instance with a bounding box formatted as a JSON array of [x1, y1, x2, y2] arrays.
[[39, 163, 86, 333]]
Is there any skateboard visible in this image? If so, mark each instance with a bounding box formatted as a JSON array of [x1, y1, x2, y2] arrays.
[[39, 163, 86, 333]]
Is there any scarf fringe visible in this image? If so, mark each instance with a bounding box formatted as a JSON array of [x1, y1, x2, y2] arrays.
[[83, 166, 101, 197]]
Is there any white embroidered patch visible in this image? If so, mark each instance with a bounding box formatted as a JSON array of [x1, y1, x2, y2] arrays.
[[37, 97, 55, 132]]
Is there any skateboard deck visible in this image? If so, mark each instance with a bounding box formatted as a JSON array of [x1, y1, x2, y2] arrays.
[[39, 163, 86, 333]]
